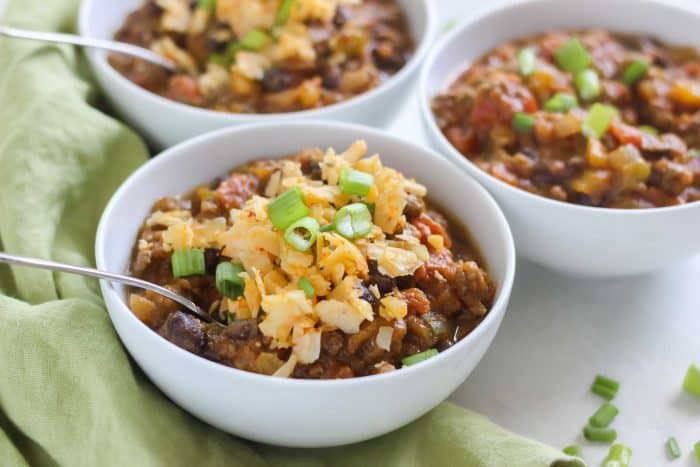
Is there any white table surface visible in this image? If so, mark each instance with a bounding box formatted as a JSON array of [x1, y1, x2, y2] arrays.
[[1, 0, 698, 465]]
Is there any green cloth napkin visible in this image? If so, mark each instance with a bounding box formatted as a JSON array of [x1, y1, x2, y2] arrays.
[[0, 1, 584, 466]]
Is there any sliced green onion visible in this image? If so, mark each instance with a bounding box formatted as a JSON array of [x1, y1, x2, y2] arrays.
[[320, 223, 335, 232], [518, 48, 536, 76], [268, 187, 309, 230], [583, 425, 617, 443], [603, 444, 632, 467], [575, 69, 601, 100], [683, 363, 700, 398], [562, 445, 582, 458], [592, 383, 617, 400], [275, 0, 295, 27], [284, 216, 320, 252], [621, 59, 649, 86], [543, 92, 578, 112], [339, 168, 374, 197], [240, 29, 270, 50], [298, 276, 315, 298], [333, 203, 373, 240], [512, 112, 535, 133], [594, 374, 621, 392], [695, 441, 700, 461], [639, 125, 659, 136], [589, 402, 619, 428], [690, 148, 700, 158], [208, 53, 230, 67], [171, 249, 205, 278], [215, 262, 245, 299], [666, 437, 681, 459], [197, 0, 216, 11], [583, 103, 616, 139], [401, 348, 438, 367], [555, 38, 591, 73]]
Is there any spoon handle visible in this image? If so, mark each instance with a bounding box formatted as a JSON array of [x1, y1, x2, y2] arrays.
[[0, 25, 177, 71], [0, 251, 209, 321]]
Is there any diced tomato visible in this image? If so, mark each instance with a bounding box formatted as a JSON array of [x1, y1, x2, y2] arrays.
[[167, 75, 201, 104], [411, 213, 452, 249], [469, 76, 538, 135], [609, 122, 643, 148]]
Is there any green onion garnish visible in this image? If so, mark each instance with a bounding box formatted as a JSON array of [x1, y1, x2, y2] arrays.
[[562, 445, 582, 458], [583, 425, 617, 443], [215, 262, 245, 299], [543, 92, 578, 113], [208, 53, 230, 67], [583, 103, 616, 139], [594, 374, 620, 392], [333, 203, 373, 240], [589, 402, 619, 428], [603, 444, 632, 467], [240, 29, 270, 50], [575, 69, 601, 100], [171, 249, 205, 278], [592, 383, 617, 400], [621, 59, 649, 86], [639, 125, 659, 136], [694, 441, 700, 461], [275, 0, 295, 27], [683, 363, 700, 398], [197, 0, 216, 11], [298, 276, 315, 298], [339, 168, 374, 197], [512, 112, 535, 133], [401, 348, 438, 367], [518, 48, 536, 77], [320, 223, 335, 232], [268, 187, 309, 230], [284, 216, 320, 252], [666, 437, 682, 459], [555, 38, 592, 73]]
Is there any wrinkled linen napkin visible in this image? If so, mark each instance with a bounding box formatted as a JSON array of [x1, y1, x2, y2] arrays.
[[0, 1, 584, 466]]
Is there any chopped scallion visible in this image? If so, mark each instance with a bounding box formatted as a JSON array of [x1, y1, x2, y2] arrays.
[[339, 168, 374, 197], [621, 59, 649, 86], [275, 0, 295, 27], [320, 223, 335, 232], [512, 112, 535, 133], [544, 93, 578, 113], [401, 348, 438, 367], [683, 363, 700, 398], [555, 38, 591, 73], [268, 187, 309, 230], [603, 444, 632, 467], [171, 249, 205, 278], [639, 125, 659, 136], [591, 383, 617, 400], [562, 445, 582, 458], [666, 437, 681, 459], [583, 425, 617, 443], [240, 29, 270, 51], [594, 374, 620, 392], [215, 262, 245, 299], [283, 216, 320, 252], [333, 203, 373, 240], [518, 48, 536, 76], [583, 103, 616, 139], [575, 69, 601, 100], [197, 0, 216, 11], [298, 276, 315, 298], [695, 441, 700, 461], [589, 402, 619, 428]]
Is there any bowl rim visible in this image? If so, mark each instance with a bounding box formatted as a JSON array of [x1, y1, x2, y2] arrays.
[[78, 0, 438, 121], [95, 120, 516, 387], [419, 0, 700, 217]]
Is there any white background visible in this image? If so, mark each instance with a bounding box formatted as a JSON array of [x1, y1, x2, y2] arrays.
[[1, 0, 698, 465]]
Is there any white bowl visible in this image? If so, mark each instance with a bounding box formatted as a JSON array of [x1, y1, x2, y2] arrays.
[[78, 0, 436, 149], [420, 0, 700, 277], [95, 121, 515, 447]]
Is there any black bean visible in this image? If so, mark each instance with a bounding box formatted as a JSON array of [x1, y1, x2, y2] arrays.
[[160, 311, 205, 353], [261, 68, 298, 92]]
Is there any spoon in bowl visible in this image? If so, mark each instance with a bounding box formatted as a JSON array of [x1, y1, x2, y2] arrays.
[[0, 25, 177, 71], [0, 252, 210, 322]]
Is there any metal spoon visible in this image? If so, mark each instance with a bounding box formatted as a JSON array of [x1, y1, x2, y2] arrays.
[[0, 252, 210, 322], [0, 25, 177, 71]]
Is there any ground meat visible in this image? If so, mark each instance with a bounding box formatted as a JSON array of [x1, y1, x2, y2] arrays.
[[214, 174, 259, 210], [401, 288, 430, 315]]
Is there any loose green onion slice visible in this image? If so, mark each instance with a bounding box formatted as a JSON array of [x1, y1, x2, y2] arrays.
[[583, 103, 616, 139], [666, 437, 681, 459], [603, 444, 632, 467], [621, 59, 649, 86], [583, 425, 617, 443], [401, 348, 438, 367], [683, 363, 700, 398], [512, 112, 535, 133], [298, 276, 315, 298], [240, 29, 270, 50], [639, 125, 659, 136], [215, 262, 245, 299], [575, 69, 601, 100], [543, 93, 578, 113], [594, 374, 620, 392], [275, 0, 295, 27], [320, 223, 335, 232], [284, 216, 320, 252], [694, 441, 700, 461], [339, 168, 374, 197], [268, 187, 310, 230], [591, 383, 617, 401], [562, 445, 582, 458], [333, 203, 373, 240], [518, 48, 536, 77], [171, 249, 205, 278], [589, 402, 619, 428], [555, 38, 592, 73], [197, 0, 216, 11], [207, 53, 230, 67]]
